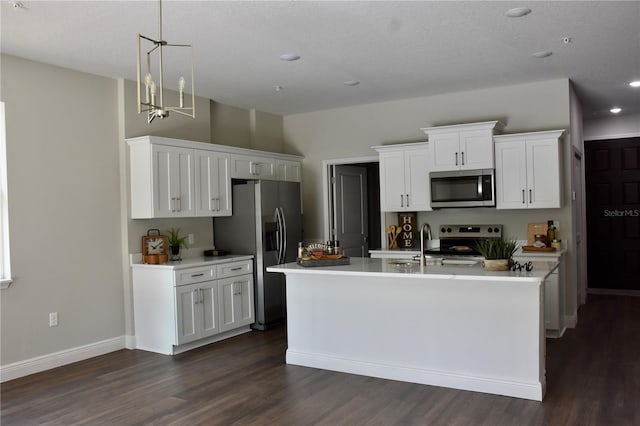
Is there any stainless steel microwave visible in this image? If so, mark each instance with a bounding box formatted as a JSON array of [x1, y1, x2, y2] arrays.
[[430, 169, 495, 208]]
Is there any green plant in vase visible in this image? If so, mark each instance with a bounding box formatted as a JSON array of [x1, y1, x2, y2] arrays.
[[475, 238, 518, 271], [167, 228, 188, 261]]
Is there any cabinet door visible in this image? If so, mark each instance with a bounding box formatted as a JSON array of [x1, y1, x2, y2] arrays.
[[405, 148, 431, 211], [235, 274, 254, 327], [544, 273, 560, 330], [218, 277, 238, 332], [276, 159, 302, 182], [379, 151, 407, 211], [195, 150, 232, 216], [230, 154, 277, 180], [430, 133, 460, 171], [153, 145, 195, 217], [495, 141, 528, 209], [527, 139, 561, 208], [459, 129, 494, 170], [175, 284, 200, 345], [200, 282, 220, 338], [218, 275, 254, 332]]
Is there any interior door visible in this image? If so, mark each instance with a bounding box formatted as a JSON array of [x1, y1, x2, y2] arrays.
[[585, 137, 640, 290], [333, 165, 369, 257]]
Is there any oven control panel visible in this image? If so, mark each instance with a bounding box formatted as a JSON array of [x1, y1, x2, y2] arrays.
[[439, 224, 503, 239]]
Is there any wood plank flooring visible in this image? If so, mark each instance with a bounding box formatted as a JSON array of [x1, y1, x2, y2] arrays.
[[2, 294, 639, 425]]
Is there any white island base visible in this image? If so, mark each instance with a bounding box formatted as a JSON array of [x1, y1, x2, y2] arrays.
[[268, 258, 553, 401]]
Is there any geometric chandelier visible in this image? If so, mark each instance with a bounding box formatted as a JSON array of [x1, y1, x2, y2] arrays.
[[137, 0, 195, 123]]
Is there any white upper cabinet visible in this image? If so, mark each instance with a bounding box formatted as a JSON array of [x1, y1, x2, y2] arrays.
[[494, 130, 565, 209], [276, 159, 302, 182], [128, 136, 303, 219], [230, 154, 277, 180], [374, 143, 431, 212], [128, 142, 196, 219], [195, 150, 231, 217], [421, 121, 504, 172]]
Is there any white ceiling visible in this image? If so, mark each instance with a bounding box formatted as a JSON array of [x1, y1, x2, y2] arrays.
[[2, 1, 639, 118]]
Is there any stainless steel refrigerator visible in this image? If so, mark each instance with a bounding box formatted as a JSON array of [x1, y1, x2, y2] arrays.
[[213, 180, 302, 330]]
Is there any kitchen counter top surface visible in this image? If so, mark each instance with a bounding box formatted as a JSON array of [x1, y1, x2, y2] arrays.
[[268, 257, 558, 282], [130, 254, 253, 270]]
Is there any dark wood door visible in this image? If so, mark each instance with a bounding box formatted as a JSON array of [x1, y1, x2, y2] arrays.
[[585, 137, 640, 290]]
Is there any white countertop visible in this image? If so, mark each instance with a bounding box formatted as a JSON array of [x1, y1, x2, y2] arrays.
[[130, 254, 253, 270], [268, 257, 558, 283]]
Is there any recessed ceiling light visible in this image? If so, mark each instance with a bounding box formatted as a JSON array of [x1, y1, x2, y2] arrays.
[[505, 7, 532, 18], [10, 1, 26, 10], [532, 51, 553, 58], [279, 53, 300, 62], [610, 107, 622, 114], [343, 80, 360, 87], [630, 80, 640, 88]]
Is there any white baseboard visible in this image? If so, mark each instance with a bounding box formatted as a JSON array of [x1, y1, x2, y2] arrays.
[[125, 334, 136, 350], [0, 336, 126, 383], [564, 314, 577, 329], [286, 350, 544, 401]]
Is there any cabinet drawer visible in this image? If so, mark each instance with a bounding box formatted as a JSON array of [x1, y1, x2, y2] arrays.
[[175, 266, 216, 286], [217, 260, 253, 279]]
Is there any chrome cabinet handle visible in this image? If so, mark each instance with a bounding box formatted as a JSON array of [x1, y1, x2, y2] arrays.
[[455, 152, 459, 166], [522, 189, 525, 204], [171, 197, 176, 212], [406, 194, 410, 207], [400, 194, 404, 207], [194, 289, 200, 304], [233, 282, 242, 295], [461, 152, 465, 166], [200, 288, 204, 304], [529, 189, 532, 204], [191, 273, 204, 277], [230, 267, 242, 271]]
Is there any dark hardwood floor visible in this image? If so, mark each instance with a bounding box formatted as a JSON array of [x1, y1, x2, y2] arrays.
[[2, 294, 639, 425]]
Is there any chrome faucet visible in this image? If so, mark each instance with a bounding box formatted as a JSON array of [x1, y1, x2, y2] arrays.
[[419, 223, 432, 266]]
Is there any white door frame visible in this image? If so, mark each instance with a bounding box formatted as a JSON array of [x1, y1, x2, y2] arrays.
[[322, 156, 379, 242]]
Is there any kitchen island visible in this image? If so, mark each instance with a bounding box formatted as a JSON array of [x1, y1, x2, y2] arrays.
[[268, 257, 560, 401]]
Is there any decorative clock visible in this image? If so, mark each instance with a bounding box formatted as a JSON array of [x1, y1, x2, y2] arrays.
[[142, 229, 169, 264]]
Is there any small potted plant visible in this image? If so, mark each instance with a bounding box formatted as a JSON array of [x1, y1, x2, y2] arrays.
[[475, 238, 518, 271], [167, 228, 188, 261]]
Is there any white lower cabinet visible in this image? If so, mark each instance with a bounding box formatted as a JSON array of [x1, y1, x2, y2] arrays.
[[513, 251, 566, 338], [175, 281, 219, 345], [132, 257, 254, 355], [218, 275, 254, 332]]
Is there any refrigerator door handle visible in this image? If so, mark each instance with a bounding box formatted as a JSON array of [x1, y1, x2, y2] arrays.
[[274, 208, 284, 264], [280, 207, 287, 264]]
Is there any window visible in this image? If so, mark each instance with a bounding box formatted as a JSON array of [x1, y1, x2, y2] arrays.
[[0, 102, 11, 288]]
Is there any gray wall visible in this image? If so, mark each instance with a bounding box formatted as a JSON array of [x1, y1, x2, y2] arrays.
[[583, 113, 640, 140], [1, 55, 124, 365]]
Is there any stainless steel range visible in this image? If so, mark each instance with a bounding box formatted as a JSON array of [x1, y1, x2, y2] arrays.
[[424, 224, 503, 257]]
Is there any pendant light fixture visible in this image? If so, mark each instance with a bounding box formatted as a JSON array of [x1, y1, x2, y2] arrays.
[[137, 0, 195, 123]]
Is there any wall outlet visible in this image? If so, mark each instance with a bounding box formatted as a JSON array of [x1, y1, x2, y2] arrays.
[[187, 233, 194, 245], [49, 312, 58, 327]]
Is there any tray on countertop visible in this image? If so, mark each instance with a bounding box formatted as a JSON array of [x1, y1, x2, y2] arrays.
[[521, 246, 557, 252], [297, 256, 350, 267]]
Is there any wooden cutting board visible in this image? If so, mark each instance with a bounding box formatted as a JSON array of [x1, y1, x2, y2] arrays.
[[527, 222, 548, 245]]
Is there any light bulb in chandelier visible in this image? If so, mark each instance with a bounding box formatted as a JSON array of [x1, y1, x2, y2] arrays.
[[179, 76, 185, 108]]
